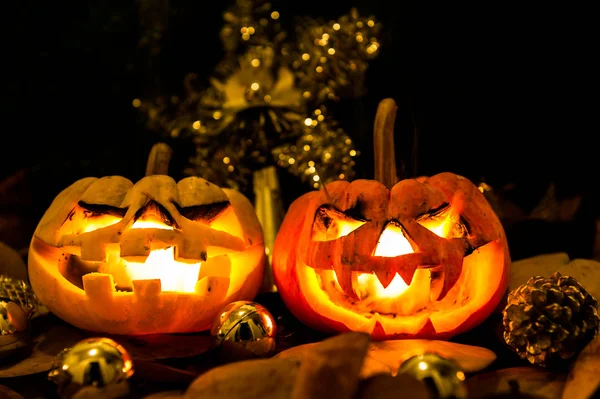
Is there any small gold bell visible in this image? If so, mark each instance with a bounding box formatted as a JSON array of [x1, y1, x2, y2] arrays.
[[0, 298, 31, 362], [47, 337, 134, 399], [211, 301, 277, 357], [399, 353, 467, 399]]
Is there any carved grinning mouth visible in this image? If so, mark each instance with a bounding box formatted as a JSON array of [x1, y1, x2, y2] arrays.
[[306, 203, 476, 316], [55, 199, 243, 295]]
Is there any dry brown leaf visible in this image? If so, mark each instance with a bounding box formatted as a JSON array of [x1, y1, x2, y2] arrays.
[[356, 374, 432, 399], [0, 312, 214, 378], [0, 241, 29, 282], [0, 384, 25, 399], [509, 254, 600, 302], [466, 366, 565, 399], [509, 253, 571, 293], [556, 258, 600, 301], [184, 357, 300, 399], [143, 391, 185, 399], [562, 334, 600, 399], [0, 315, 87, 378], [113, 333, 213, 361], [359, 339, 496, 379], [289, 332, 371, 399]]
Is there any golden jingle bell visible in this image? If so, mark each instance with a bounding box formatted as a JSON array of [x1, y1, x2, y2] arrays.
[[211, 301, 277, 357], [0, 298, 31, 361], [399, 353, 467, 399], [48, 337, 134, 399]]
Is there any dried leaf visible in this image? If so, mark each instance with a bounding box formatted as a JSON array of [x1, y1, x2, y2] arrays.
[[0, 315, 87, 378], [466, 366, 565, 399], [0, 242, 29, 282], [134, 359, 199, 385], [143, 391, 185, 399], [510, 253, 571, 293], [184, 357, 300, 399], [289, 332, 371, 399], [113, 333, 213, 361], [0, 313, 214, 378], [0, 384, 25, 399], [356, 374, 432, 399], [556, 259, 600, 301], [359, 339, 496, 379], [562, 335, 600, 399]]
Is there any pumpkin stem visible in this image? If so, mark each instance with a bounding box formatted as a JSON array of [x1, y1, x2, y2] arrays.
[[373, 98, 399, 187], [146, 142, 173, 176], [320, 182, 332, 203]]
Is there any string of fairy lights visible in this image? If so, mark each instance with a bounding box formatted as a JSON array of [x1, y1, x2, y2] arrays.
[[135, 0, 381, 194]]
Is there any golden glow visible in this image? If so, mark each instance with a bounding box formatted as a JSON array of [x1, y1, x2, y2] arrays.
[[192, 120, 201, 130], [313, 217, 366, 241], [80, 215, 122, 233], [418, 361, 428, 370], [373, 224, 413, 257], [333, 23, 341, 30], [418, 204, 464, 238], [357, 273, 409, 298], [251, 58, 260, 67], [132, 98, 141, 107], [270, 11, 279, 19], [250, 82, 260, 91], [131, 219, 173, 230], [123, 247, 201, 293], [350, 223, 416, 299]]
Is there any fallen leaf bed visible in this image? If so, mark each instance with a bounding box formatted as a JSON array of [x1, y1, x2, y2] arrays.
[[1, 253, 599, 399]]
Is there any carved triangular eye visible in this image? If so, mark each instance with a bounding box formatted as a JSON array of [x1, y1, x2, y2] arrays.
[[178, 201, 231, 224], [312, 204, 366, 241], [78, 201, 127, 218], [63, 202, 127, 234], [416, 203, 467, 239]]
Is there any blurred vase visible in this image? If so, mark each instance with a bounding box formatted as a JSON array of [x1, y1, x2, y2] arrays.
[[253, 166, 284, 293]]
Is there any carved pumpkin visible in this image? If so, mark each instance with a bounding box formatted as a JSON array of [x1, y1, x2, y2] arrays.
[[272, 100, 510, 340], [28, 145, 265, 335]]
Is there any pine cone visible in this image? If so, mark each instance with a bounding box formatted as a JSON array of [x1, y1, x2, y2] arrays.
[[503, 271, 599, 366]]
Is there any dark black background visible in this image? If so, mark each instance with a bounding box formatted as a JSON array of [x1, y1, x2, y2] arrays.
[[2, 1, 597, 228]]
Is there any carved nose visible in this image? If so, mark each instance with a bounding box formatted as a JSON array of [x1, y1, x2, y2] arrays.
[[372, 221, 414, 257], [133, 200, 176, 228]]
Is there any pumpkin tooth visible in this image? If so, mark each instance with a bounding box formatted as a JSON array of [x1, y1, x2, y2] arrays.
[[396, 266, 417, 286], [374, 270, 396, 289], [82, 273, 115, 301], [333, 262, 358, 299], [132, 279, 162, 298]]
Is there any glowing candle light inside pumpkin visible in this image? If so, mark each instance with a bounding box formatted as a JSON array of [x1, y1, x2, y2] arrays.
[[356, 223, 414, 298], [123, 219, 201, 293]]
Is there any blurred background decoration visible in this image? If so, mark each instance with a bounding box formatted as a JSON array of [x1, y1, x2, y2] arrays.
[[136, 0, 381, 195], [1, 1, 598, 263]]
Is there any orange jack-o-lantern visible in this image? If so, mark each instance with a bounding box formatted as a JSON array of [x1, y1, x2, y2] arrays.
[[272, 100, 510, 340], [28, 146, 265, 335]]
